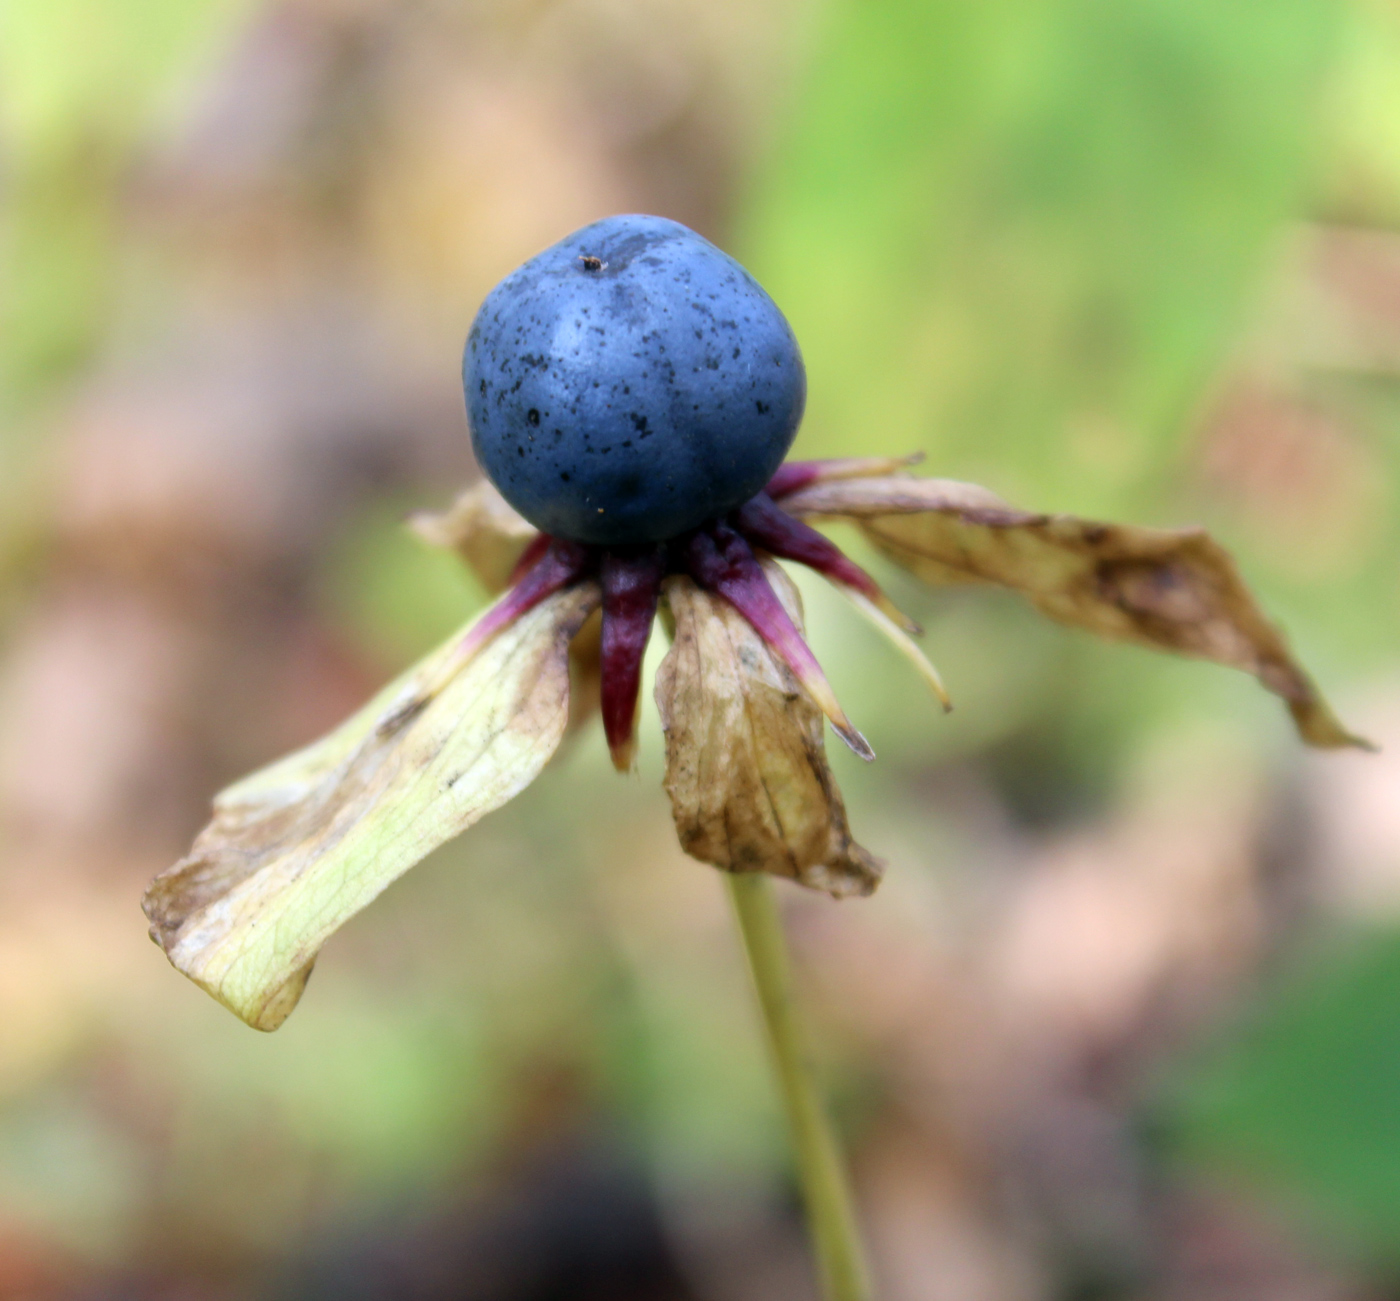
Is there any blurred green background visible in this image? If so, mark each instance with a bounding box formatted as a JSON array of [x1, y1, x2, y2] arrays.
[[2, 0, 1400, 1297]]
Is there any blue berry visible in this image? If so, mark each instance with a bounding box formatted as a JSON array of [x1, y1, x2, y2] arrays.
[[464, 214, 806, 545]]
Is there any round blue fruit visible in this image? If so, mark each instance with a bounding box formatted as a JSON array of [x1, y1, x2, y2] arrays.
[[464, 214, 806, 545]]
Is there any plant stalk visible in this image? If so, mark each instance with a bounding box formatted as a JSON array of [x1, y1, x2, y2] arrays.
[[726, 871, 872, 1301]]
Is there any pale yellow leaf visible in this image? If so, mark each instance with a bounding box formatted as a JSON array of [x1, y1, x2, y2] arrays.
[[655, 563, 881, 898], [780, 476, 1367, 749], [143, 582, 600, 1030]]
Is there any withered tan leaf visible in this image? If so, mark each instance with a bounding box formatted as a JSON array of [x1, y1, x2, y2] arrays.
[[143, 582, 600, 1030], [781, 476, 1366, 749], [655, 562, 882, 898], [409, 479, 539, 593]]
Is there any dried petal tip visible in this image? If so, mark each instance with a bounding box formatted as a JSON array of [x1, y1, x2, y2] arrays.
[[840, 587, 952, 712], [828, 715, 877, 762]]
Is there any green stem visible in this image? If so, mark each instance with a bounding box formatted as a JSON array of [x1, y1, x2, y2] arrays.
[[726, 871, 872, 1301]]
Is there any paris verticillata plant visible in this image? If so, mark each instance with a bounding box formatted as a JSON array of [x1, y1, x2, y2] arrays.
[[144, 215, 1367, 1301]]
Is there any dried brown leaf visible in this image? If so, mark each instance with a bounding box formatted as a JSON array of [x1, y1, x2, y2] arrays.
[[781, 476, 1366, 749], [655, 563, 882, 898]]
